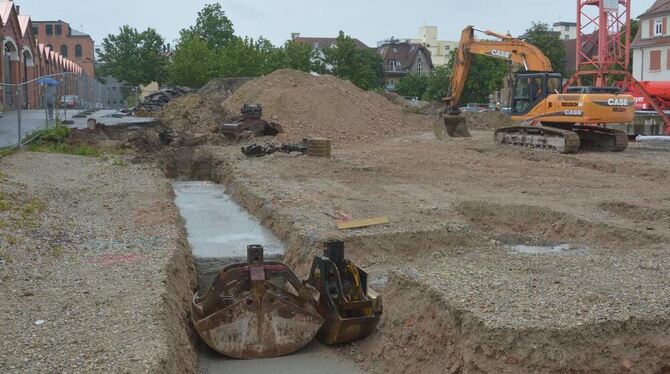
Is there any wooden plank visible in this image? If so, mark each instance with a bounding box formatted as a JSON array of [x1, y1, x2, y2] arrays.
[[336, 216, 390, 230]]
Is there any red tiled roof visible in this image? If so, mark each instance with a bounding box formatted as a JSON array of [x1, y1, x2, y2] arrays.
[[639, 0, 670, 19], [293, 37, 369, 49]]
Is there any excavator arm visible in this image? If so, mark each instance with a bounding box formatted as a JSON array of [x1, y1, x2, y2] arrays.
[[445, 26, 553, 114]]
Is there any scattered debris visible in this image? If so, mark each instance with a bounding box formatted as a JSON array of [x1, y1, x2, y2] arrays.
[[132, 87, 193, 115], [242, 141, 307, 157], [307, 241, 382, 345], [336, 216, 390, 230], [218, 103, 283, 142], [34, 320, 45, 326]]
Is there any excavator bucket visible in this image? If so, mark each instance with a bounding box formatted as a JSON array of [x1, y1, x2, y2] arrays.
[[435, 113, 471, 139], [307, 241, 383, 345], [192, 245, 324, 359]]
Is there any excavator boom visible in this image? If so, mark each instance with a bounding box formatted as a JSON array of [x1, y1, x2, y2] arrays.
[[445, 26, 552, 113]]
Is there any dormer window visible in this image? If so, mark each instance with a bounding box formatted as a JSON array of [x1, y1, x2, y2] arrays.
[[655, 19, 663, 36]]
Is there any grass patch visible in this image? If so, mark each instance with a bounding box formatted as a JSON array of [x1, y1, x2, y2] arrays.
[[50, 245, 64, 258], [27, 143, 102, 157], [24, 125, 70, 144]]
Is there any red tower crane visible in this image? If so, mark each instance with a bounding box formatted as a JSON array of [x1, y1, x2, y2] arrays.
[[565, 0, 670, 135]]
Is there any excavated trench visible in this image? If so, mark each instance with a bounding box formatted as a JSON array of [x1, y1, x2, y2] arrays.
[[171, 180, 363, 373], [161, 146, 670, 374]]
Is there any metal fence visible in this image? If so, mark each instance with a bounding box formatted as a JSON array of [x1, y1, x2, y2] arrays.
[[0, 73, 145, 150]]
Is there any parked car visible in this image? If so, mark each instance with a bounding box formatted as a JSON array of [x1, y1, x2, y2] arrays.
[[61, 95, 79, 109]]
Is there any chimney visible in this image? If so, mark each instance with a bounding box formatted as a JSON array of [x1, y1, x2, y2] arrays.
[[15, 6, 20, 14]]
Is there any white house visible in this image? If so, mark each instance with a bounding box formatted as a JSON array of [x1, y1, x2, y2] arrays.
[[553, 22, 577, 40], [632, 0, 670, 81]]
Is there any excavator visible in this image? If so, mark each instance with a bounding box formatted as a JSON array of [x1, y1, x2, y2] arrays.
[[436, 26, 635, 153]]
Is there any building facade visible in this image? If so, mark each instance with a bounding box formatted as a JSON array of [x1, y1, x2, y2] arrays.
[[632, 0, 670, 81], [410, 26, 457, 66], [32, 20, 94, 79], [0, 1, 84, 109], [553, 22, 578, 40], [377, 42, 434, 92]]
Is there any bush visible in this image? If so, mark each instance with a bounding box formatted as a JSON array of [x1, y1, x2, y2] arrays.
[[24, 125, 70, 145]]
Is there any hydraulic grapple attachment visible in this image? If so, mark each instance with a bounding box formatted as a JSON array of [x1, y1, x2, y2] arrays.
[[307, 241, 383, 345], [191, 245, 324, 359]]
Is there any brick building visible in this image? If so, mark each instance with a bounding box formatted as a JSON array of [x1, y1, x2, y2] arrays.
[[0, 1, 84, 109], [31, 19, 94, 78]]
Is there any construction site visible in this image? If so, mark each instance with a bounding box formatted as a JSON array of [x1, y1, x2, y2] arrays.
[[2, 0, 670, 373]]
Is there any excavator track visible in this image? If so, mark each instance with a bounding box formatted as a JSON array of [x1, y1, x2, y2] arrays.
[[494, 125, 581, 154], [571, 125, 629, 152]]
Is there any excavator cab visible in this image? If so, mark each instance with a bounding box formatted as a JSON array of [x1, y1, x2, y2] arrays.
[[510, 72, 563, 116]]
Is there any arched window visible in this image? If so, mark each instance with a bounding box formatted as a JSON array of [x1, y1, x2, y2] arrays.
[[60, 44, 68, 57], [75, 44, 82, 58]]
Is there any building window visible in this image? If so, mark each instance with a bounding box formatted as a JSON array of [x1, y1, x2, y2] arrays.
[[32, 26, 38, 35], [417, 60, 422, 74], [565, 25, 570, 31], [55, 24, 62, 36], [565, 35, 570, 40], [650, 50, 661, 71], [60, 45, 68, 57], [655, 19, 663, 36], [75, 44, 82, 57], [46, 24, 53, 35]]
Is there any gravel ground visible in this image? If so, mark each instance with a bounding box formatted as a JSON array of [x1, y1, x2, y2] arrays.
[[0, 152, 196, 373], [160, 130, 670, 372]]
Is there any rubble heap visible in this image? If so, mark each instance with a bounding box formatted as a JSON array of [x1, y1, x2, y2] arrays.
[[134, 87, 193, 115]]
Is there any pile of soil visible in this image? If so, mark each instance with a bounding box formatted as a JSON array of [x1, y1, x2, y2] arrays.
[[159, 94, 236, 146], [198, 77, 255, 101], [223, 69, 435, 143], [465, 111, 514, 130]]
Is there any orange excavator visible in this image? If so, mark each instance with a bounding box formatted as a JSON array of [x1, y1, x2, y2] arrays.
[[436, 26, 635, 153]]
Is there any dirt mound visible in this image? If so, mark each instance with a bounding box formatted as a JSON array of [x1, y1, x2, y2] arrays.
[[222, 69, 434, 143], [198, 77, 255, 101], [465, 111, 514, 130], [159, 93, 235, 146]]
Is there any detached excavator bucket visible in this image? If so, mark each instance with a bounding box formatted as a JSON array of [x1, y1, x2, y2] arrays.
[[435, 113, 471, 139], [307, 241, 383, 345], [192, 245, 324, 359]]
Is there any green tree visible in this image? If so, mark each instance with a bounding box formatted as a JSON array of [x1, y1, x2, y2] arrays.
[[167, 35, 218, 87], [396, 74, 429, 98], [98, 26, 167, 86], [523, 22, 566, 75], [181, 3, 235, 49], [424, 65, 452, 101], [283, 41, 319, 72], [446, 53, 507, 103], [322, 31, 383, 90]]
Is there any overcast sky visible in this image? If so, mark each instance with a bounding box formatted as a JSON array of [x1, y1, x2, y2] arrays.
[[15, 0, 652, 47]]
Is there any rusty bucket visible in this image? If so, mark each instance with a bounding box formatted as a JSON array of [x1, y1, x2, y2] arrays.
[[192, 245, 324, 359], [307, 241, 383, 345]]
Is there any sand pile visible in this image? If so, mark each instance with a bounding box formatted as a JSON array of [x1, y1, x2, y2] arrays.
[[223, 69, 434, 143]]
